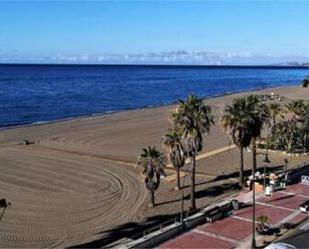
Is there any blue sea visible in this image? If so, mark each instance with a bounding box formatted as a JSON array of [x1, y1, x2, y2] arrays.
[[0, 64, 308, 128]]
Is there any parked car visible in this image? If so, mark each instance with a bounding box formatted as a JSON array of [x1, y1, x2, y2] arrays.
[[265, 242, 297, 249]]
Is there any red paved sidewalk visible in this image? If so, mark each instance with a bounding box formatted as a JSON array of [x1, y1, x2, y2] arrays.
[[160, 183, 309, 249], [160, 232, 236, 249]]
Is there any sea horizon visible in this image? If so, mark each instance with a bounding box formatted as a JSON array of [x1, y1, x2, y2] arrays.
[[1, 62, 309, 69]]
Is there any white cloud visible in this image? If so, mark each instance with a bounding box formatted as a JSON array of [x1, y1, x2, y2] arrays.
[[1, 50, 309, 65]]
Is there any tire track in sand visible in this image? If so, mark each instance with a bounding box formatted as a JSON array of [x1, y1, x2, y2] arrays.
[[0, 146, 146, 248]]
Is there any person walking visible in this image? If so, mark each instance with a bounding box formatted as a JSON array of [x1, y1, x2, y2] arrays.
[[265, 185, 272, 202]]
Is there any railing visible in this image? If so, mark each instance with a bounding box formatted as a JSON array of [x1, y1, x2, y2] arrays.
[[122, 200, 220, 245], [119, 207, 202, 245], [129, 216, 184, 241]]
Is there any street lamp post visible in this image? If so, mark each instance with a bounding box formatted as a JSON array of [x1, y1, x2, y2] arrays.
[[263, 153, 271, 189], [180, 189, 184, 223], [252, 152, 271, 249], [284, 157, 289, 173], [180, 164, 190, 223], [251, 172, 256, 249]]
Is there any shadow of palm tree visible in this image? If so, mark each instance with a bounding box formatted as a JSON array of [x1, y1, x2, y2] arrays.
[[182, 183, 241, 200], [69, 213, 181, 248], [195, 164, 285, 187], [156, 198, 181, 206], [268, 194, 295, 202]]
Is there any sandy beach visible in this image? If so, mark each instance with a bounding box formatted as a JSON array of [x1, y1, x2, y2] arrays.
[[1, 85, 309, 248]]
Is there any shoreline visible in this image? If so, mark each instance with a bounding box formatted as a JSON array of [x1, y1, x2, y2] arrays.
[[0, 83, 297, 131]]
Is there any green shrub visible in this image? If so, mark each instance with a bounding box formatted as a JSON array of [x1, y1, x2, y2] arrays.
[[267, 121, 304, 153], [302, 76, 309, 88]]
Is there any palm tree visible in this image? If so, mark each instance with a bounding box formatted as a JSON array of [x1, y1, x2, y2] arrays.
[[162, 128, 186, 190], [221, 97, 252, 187], [241, 96, 270, 249], [285, 100, 305, 122], [137, 146, 166, 207], [245, 95, 269, 173], [172, 94, 214, 210], [268, 103, 282, 126]]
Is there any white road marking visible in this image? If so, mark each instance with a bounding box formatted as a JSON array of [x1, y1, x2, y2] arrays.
[[193, 229, 240, 244], [231, 215, 253, 223], [256, 201, 295, 212], [281, 190, 309, 199]]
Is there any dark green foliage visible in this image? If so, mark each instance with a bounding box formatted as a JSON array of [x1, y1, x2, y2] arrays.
[[221, 97, 253, 186], [267, 101, 309, 153], [137, 146, 166, 207], [266, 121, 302, 153], [242, 95, 270, 138], [286, 100, 305, 122], [172, 94, 214, 157], [302, 76, 309, 88], [268, 103, 283, 126], [171, 94, 214, 210], [221, 95, 269, 184], [162, 127, 185, 190], [222, 97, 255, 149]]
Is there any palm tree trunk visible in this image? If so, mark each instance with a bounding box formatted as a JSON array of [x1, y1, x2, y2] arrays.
[[176, 168, 180, 190], [190, 155, 196, 210], [252, 137, 257, 173], [288, 137, 293, 153], [239, 147, 244, 187], [149, 190, 155, 207], [303, 133, 307, 154]]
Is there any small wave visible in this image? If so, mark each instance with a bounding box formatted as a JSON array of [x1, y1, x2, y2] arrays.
[[33, 121, 49, 125], [32, 121, 48, 124]]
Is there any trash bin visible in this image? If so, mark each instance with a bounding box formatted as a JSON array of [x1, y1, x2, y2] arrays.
[[230, 199, 240, 210]]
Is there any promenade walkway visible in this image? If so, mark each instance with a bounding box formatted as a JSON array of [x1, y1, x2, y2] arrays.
[[160, 183, 309, 249]]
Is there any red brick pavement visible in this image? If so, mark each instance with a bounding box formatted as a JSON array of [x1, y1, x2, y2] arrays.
[[160, 231, 236, 249], [257, 192, 307, 210], [289, 212, 308, 225], [159, 183, 309, 249], [199, 217, 252, 241], [233, 204, 292, 224], [285, 184, 309, 196]]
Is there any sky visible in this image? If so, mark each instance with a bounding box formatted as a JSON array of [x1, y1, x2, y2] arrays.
[[1, 1, 309, 65]]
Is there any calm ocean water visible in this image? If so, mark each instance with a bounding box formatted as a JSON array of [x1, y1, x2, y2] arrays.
[[0, 64, 308, 128]]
